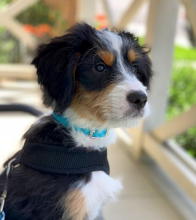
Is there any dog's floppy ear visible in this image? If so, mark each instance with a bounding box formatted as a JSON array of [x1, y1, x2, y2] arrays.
[[32, 23, 95, 113]]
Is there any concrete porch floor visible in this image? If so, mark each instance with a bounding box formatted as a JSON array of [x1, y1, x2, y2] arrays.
[[0, 81, 196, 220]]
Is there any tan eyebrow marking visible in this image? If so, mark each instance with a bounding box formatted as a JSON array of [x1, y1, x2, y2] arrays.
[[98, 51, 115, 66], [128, 49, 141, 63]]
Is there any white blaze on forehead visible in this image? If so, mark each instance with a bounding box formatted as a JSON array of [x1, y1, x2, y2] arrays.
[[103, 31, 128, 76], [102, 30, 134, 80], [103, 31, 122, 53], [98, 30, 147, 93]]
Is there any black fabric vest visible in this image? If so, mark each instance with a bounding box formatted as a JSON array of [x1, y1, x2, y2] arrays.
[[19, 142, 110, 175]]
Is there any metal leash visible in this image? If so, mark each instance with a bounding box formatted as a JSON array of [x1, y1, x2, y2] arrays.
[[0, 158, 19, 220]]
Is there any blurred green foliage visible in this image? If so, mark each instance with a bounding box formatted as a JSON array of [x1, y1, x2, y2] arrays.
[[0, 27, 20, 63], [176, 127, 196, 157], [138, 37, 196, 158], [168, 44, 196, 158], [0, 0, 13, 7], [174, 46, 196, 61], [0, 0, 57, 26], [16, 1, 59, 26], [0, 1, 17, 62], [0, 0, 64, 63], [167, 65, 196, 120], [167, 63, 196, 158]]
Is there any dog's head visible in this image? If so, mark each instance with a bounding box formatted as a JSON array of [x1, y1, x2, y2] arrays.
[[32, 23, 152, 128]]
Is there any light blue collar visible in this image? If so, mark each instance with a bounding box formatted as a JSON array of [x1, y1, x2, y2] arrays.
[[52, 112, 109, 138]]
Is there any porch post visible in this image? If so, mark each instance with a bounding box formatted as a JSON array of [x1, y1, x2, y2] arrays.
[[144, 0, 179, 132]]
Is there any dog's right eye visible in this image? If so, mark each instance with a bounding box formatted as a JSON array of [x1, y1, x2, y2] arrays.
[[96, 64, 106, 72]]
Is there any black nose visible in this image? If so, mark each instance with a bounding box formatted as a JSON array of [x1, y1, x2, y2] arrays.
[[127, 91, 147, 110]]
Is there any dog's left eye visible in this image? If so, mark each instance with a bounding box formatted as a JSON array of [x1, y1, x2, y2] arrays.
[[131, 65, 137, 73], [96, 64, 106, 72]]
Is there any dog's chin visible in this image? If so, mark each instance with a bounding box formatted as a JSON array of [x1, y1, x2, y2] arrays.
[[105, 117, 141, 128], [104, 103, 150, 128]]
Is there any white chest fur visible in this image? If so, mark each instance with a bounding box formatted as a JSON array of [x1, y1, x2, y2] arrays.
[[63, 117, 122, 219], [81, 171, 122, 220]]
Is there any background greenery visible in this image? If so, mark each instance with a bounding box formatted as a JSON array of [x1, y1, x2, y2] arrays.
[[139, 37, 196, 158], [167, 47, 196, 158], [0, 1, 63, 63], [0, 0, 196, 157]]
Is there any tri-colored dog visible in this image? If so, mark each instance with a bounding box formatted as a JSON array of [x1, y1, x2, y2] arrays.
[[0, 23, 152, 220]]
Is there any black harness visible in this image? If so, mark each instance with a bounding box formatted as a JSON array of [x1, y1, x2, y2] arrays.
[[0, 142, 109, 218], [19, 142, 110, 175]]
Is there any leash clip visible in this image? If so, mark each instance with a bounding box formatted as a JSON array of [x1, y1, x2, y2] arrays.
[[0, 211, 5, 220], [0, 197, 5, 214]]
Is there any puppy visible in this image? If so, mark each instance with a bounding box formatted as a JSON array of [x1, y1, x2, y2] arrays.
[[0, 23, 152, 220]]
